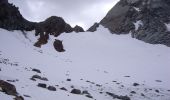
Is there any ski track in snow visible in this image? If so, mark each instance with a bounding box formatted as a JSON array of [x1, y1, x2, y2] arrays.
[[0, 26, 170, 100]]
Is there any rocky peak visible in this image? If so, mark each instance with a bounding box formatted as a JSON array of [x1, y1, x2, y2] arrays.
[[73, 25, 84, 33], [0, 1, 35, 31], [0, 1, 85, 48], [100, 0, 170, 46]]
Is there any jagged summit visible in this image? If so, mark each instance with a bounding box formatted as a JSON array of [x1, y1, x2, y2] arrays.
[[73, 25, 84, 33], [0, 1, 84, 48], [0, 0, 35, 31], [100, 0, 170, 46]]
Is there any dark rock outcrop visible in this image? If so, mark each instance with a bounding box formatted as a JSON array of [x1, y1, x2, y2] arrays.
[[37, 83, 47, 88], [32, 68, 41, 73], [82, 90, 90, 95], [64, 23, 73, 33], [87, 22, 99, 32], [35, 16, 66, 37], [60, 87, 67, 91], [133, 83, 139, 86], [106, 92, 131, 100], [53, 39, 65, 52], [130, 91, 136, 94], [34, 16, 66, 47], [0, 0, 35, 31], [47, 86, 56, 91], [0, 1, 85, 49], [0, 80, 17, 96], [73, 25, 84, 33], [14, 96, 24, 100], [71, 89, 81, 94], [66, 78, 71, 81], [86, 95, 93, 99], [155, 89, 160, 93], [31, 75, 48, 81], [100, 0, 170, 46], [0, 80, 24, 100], [34, 17, 85, 47], [0, 0, 8, 4], [100, 0, 135, 34]]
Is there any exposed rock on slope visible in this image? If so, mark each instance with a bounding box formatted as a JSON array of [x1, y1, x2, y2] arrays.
[[100, 0, 170, 46], [34, 18, 85, 47], [34, 16, 66, 47], [0, 0, 35, 31], [35, 16, 66, 37], [100, 0, 135, 34], [53, 39, 65, 52], [0, 80, 24, 100], [0, 80, 17, 96], [64, 23, 74, 33], [87, 22, 99, 32], [0, 0, 84, 48], [73, 25, 85, 33]]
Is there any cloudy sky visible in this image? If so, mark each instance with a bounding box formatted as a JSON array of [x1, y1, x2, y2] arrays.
[[8, 0, 119, 29]]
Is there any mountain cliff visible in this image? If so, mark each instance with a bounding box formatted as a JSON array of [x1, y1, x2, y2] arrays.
[[0, 0, 35, 31], [100, 0, 170, 46]]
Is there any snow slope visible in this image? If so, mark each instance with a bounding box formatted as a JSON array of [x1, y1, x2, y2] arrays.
[[0, 26, 170, 100]]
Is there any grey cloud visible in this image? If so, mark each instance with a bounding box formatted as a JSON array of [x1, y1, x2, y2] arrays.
[[8, 0, 119, 29]]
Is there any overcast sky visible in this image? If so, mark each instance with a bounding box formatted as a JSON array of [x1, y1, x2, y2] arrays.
[[8, 0, 119, 29]]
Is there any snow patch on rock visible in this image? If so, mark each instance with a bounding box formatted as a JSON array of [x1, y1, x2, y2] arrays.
[[134, 20, 143, 30], [165, 23, 170, 31]]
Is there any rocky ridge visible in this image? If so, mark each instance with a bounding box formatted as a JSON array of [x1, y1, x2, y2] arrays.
[[0, 0, 84, 49], [100, 0, 170, 46]]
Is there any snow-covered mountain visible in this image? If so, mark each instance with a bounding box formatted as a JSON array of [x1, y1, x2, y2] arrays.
[[0, 26, 170, 100], [1, 0, 170, 100]]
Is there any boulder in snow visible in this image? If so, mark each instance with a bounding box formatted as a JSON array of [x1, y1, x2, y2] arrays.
[[0, 80, 17, 96], [53, 39, 65, 52], [71, 89, 81, 94], [37, 83, 47, 88]]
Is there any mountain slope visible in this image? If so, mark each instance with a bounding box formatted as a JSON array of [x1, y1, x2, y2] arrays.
[[100, 0, 170, 46], [0, 26, 170, 100]]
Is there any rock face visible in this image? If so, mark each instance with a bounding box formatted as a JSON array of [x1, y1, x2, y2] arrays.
[[0, 1, 85, 49], [35, 16, 66, 37], [34, 17, 85, 47], [0, 80, 24, 100], [0, 0, 8, 4], [87, 22, 99, 32], [0, 0, 35, 31], [73, 25, 85, 33], [100, 0, 134, 34], [34, 16, 66, 47], [64, 23, 73, 33], [0, 80, 17, 96], [100, 0, 170, 46]]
